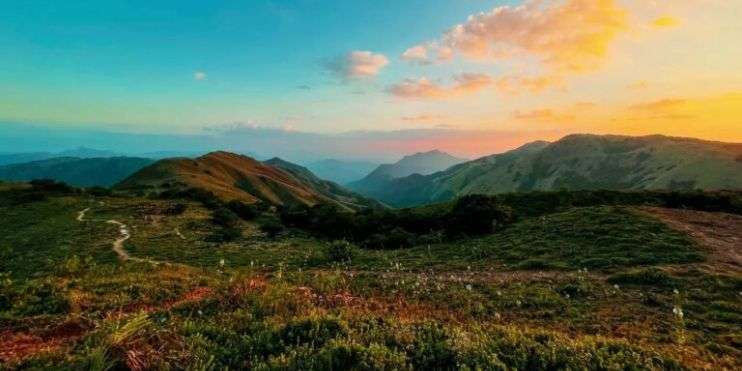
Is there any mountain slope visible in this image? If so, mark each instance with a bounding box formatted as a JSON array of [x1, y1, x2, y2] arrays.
[[362, 134, 742, 207], [0, 157, 154, 187], [348, 150, 466, 196], [117, 151, 377, 209], [304, 159, 379, 184]]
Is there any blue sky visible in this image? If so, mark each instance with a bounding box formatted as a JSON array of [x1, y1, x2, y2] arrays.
[[2, 0, 741, 158], [1, 1, 505, 129]]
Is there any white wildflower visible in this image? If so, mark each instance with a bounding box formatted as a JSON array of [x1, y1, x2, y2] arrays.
[[466, 284, 472, 291]]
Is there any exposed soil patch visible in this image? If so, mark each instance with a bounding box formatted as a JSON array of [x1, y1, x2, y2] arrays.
[[640, 207, 742, 272]]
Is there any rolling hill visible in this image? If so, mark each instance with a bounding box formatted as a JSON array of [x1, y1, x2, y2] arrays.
[[358, 134, 742, 207], [347, 149, 466, 196], [304, 159, 379, 184], [0, 156, 154, 187], [116, 151, 378, 209]]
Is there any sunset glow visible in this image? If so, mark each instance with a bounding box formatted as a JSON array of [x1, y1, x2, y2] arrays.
[[2, 0, 741, 158]]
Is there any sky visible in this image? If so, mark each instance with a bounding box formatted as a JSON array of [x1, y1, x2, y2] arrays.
[[1, 0, 741, 160]]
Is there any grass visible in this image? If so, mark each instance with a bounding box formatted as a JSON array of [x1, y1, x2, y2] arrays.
[[0, 191, 739, 369]]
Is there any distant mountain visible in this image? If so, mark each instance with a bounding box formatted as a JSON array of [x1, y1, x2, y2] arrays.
[[358, 134, 742, 207], [0, 157, 154, 187], [58, 146, 119, 158], [117, 151, 378, 210], [347, 150, 467, 198], [0, 147, 120, 166], [304, 159, 379, 184], [0, 152, 54, 166]]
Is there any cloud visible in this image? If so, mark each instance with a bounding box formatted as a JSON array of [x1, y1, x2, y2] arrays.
[[406, 0, 629, 91], [327, 51, 389, 79], [512, 108, 575, 123], [401, 114, 447, 123], [401, 45, 429, 64], [627, 81, 650, 91], [629, 98, 687, 112], [193, 71, 207, 81], [295, 85, 312, 90], [388, 73, 493, 100], [652, 16, 680, 29]]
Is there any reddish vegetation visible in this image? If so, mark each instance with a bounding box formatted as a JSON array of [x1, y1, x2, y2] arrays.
[[0, 321, 88, 363]]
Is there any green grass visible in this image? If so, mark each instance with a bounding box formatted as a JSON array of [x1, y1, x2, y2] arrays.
[[351, 206, 703, 271], [1, 192, 739, 369], [0, 196, 117, 279]]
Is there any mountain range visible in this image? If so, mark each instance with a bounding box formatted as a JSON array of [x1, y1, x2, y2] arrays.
[[352, 134, 742, 207], [304, 159, 379, 185], [116, 151, 379, 210], [348, 150, 467, 196], [0, 156, 154, 187]]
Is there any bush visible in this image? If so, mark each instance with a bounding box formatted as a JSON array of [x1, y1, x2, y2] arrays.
[[446, 195, 513, 237], [205, 227, 242, 243], [164, 202, 187, 215], [260, 218, 285, 238], [226, 200, 258, 221], [86, 186, 112, 197], [364, 228, 415, 250], [212, 207, 239, 228], [327, 240, 356, 263]]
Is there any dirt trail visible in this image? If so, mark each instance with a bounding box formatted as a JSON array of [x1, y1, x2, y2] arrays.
[[76, 207, 160, 265], [76, 207, 90, 222], [105, 219, 162, 265], [640, 207, 742, 272]]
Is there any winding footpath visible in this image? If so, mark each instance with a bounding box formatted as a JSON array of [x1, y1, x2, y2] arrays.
[[77, 206, 161, 265]]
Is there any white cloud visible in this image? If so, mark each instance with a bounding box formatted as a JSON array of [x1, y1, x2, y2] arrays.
[[193, 71, 207, 81], [327, 51, 389, 79]]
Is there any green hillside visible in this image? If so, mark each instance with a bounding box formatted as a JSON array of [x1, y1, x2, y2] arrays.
[[361, 134, 742, 207]]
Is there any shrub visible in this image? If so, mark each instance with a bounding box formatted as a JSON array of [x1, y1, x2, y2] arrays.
[[446, 195, 513, 237], [226, 200, 258, 221], [260, 218, 285, 238], [212, 207, 239, 228], [164, 202, 187, 215], [364, 228, 415, 250], [205, 227, 242, 243], [327, 240, 356, 263]]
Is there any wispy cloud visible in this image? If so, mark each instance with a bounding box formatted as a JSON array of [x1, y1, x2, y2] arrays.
[[193, 71, 207, 81], [652, 15, 680, 29], [388, 73, 492, 100], [512, 108, 575, 123], [327, 51, 389, 80]]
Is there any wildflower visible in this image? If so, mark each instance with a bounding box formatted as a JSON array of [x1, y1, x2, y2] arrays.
[[219, 259, 225, 268], [197, 310, 203, 316], [494, 312, 501, 320], [565, 293, 570, 299], [496, 290, 502, 296], [672, 306, 684, 319], [465, 284, 472, 291], [613, 284, 620, 290], [516, 299, 522, 307], [673, 288, 679, 295]]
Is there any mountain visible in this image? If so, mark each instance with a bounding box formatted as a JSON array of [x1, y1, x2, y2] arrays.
[[116, 151, 379, 210], [0, 147, 120, 166], [0, 152, 54, 166], [304, 159, 379, 184], [0, 157, 154, 187], [359, 134, 742, 207], [347, 150, 467, 196], [58, 146, 119, 158]]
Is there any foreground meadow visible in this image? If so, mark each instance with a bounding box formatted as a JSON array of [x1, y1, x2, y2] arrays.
[[1, 184, 740, 370]]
